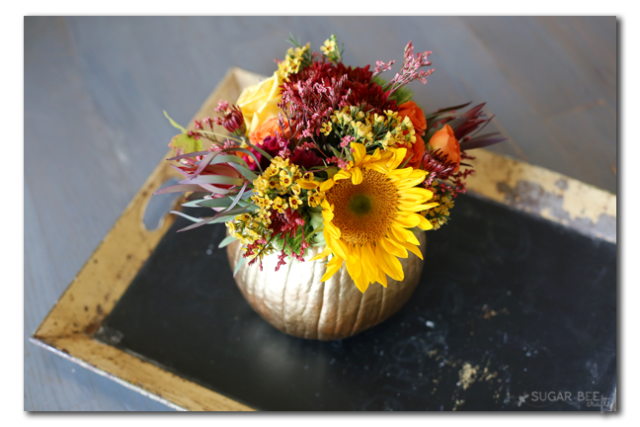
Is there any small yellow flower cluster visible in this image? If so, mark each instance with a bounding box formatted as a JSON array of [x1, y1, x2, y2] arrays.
[[227, 213, 270, 247], [425, 187, 455, 230], [379, 111, 417, 148], [277, 43, 310, 81], [251, 157, 306, 215], [228, 157, 323, 254], [320, 121, 332, 136], [320, 35, 340, 62], [329, 107, 416, 148]]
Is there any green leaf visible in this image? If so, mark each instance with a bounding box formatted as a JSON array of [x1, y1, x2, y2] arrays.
[[169, 133, 202, 153], [182, 198, 232, 208], [230, 163, 259, 182], [210, 155, 251, 169], [373, 76, 414, 104], [218, 234, 237, 249], [189, 175, 245, 186], [164, 111, 186, 133], [220, 147, 264, 173], [399, 152, 414, 169], [390, 85, 414, 105], [243, 139, 273, 161], [169, 210, 204, 223], [233, 255, 247, 277], [325, 167, 340, 179]]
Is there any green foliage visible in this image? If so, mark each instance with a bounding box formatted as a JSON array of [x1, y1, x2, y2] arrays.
[[218, 234, 237, 249], [372, 76, 414, 105], [169, 133, 202, 153], [164, 110, 202, 152], [270, 209, 322, 258], [163, 110, 186, 132], [285, 34, 313, 68]]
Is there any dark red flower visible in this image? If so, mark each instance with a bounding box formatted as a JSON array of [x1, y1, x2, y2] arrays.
[[290, 147, 323, 169], [280, 60, 397, 138]]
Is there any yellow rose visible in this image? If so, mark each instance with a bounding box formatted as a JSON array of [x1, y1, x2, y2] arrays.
[[237, 72, 282, 136]]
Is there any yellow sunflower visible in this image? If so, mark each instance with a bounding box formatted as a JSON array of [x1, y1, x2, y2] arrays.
[[308, 143, 438, 293]]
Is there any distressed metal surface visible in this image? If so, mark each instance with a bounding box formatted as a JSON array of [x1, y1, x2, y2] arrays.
[[467, 149, 616, 243], [99, 194, 616, 411]]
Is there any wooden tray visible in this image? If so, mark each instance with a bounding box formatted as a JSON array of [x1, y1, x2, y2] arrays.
[[30, 68, 617, 411]]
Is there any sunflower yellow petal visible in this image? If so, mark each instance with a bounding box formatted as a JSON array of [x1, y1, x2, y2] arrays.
[[299, 180, 319, 190], [395, 212, 422, 228], [399, 202, 440, 212], [324, 222, 341, 238], [351, 143, 367, 163], [353, 272, 370, 293], [388, 168, 414, 179], [401, 187, 433, 197], [376, 269, 388, 288], [382, 249, 404, 281], [334, 170, 351, 181], [319, 180, 335, 192], [374, 244, 396, 280], [310, 246, 333, 261], [380, 236, 408, 258], [321, 255, 344, 282], [417, 214, 434, 230], [363, 162, 388, 174], [395, 239, 423, 260], [395, 175, 428, 190], [385, 148, 406, 170], [391, 224, 420, 245], [360, 243, 379, 283], [331, 238, 349, 260], [351, 167, 363, 185], [345, 247, 362, 279]]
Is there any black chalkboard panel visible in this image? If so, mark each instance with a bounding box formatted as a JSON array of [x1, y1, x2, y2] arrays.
[[96, 193, 616, 411]]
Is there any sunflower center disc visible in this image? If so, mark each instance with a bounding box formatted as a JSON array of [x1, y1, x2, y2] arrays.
[[326, 169, 398, 245], [347, 193, 373, 216]]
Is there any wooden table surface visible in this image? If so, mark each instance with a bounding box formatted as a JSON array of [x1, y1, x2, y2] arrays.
[[24, 16, 617, 411]]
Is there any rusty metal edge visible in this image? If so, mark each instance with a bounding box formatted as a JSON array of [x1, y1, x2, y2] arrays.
[[466, 149, 616, 244]]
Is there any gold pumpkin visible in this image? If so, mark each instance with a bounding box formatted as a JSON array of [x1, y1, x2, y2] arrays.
[[226, 230, 426, 341]]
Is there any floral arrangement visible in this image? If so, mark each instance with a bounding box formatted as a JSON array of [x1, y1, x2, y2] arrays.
[[158, 35, 504, 293]]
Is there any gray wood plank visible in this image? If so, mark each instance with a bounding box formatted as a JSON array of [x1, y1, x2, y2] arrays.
[[24, 16, 617, 411]]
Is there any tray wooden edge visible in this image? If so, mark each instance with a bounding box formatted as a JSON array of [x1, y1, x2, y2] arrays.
[[30, 67, 617, 412]]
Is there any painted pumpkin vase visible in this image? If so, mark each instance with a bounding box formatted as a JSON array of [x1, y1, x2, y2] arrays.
[[157, 34, 504, 340]]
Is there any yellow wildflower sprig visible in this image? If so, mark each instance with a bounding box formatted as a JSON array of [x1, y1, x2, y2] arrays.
[[329, 106, 417, 148], [227, 157, 325, 259], [277, 42, 311, 81], [321, 34, 342, 63], [424, 185, 455, 230]]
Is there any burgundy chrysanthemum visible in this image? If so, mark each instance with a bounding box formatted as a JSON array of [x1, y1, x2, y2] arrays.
[[289, 146, 324, 169], [280, 60, 397, 138]]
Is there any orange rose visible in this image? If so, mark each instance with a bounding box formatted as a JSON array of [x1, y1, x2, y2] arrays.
[[398, 101, 427, 136], [399, 135, 426, 169], [249, 117, 290, 146], [428, 124, 461, 172]]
